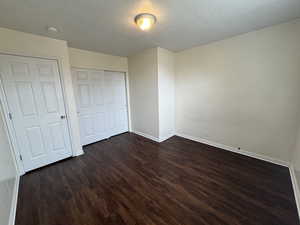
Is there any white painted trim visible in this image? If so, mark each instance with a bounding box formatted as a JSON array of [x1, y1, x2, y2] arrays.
[[176, 132, 289, 167], [56, 60, 83, 157], [124, 71, 132, 132], [73, 150, 84, 157], [0, 53, 81, 174], [133, 131, 175, 143], [132, 131, 160, 142], [8, 175, 20, 225], [132, 130, 289, 167], [133, 130, 300, 222], [0, 82, 25, 175], [159, 133, 175, 142], [0, 50, 66, 62], [289, 164, 300, 221], [71, 66, 128, 73]]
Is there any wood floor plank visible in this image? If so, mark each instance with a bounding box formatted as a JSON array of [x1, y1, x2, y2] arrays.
[[15, 133, 299, 225]]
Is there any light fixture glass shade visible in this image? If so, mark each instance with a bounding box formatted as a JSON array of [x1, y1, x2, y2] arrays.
[[135, 13, 157, 31]]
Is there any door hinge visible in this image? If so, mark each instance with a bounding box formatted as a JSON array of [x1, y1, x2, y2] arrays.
[[19, 155, 23, 161], [8, 112, 12, 120]]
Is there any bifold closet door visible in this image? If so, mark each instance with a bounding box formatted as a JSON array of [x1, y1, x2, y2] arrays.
[[72, 69, 128, 146], [72, 69, 108, 145], [0, 55, 72, 172], [104, 71, 129, 137]]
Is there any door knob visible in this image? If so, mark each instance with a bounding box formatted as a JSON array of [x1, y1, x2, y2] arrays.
[[60, 115, 66, 119]]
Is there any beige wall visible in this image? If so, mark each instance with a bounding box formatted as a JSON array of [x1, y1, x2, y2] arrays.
[[0, 103, 17, 225], [175, 20, 300, 163], [158, 48, 175, 140], [0, 178, 15, 225], [128, 48, 159, 138], [292, 128, 300, 170], [68, 48, 128, 72]]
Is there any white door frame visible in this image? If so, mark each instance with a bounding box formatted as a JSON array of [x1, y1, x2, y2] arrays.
[[0, 52, 76, 175], [72, 67, 132, 140]]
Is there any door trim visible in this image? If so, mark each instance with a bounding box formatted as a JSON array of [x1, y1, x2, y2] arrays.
[[72, 67, 132, 139], [0, 53, 76, 175]]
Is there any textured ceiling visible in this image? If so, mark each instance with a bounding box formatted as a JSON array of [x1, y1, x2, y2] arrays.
[[0, 0, 300, 56]]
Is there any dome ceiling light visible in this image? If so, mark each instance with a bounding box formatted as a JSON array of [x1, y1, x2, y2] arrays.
[[134, 13, 157, 31], [47, 26, 59, 33]]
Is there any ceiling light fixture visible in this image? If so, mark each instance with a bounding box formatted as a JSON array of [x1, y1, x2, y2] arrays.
[[134, 13, 157, 31], [47, 26, 59, 33]]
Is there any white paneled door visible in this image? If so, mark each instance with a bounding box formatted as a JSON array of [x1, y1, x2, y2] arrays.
[[104, 71, 129, 137], [72, 69, 128, 146], [72, 69, 108, 145], [0, 55, 72, 172]]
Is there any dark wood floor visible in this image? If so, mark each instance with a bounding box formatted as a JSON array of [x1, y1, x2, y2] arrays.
[[16, 133, 299, 225]]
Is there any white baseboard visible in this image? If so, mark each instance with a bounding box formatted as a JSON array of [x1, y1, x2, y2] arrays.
[[176, 132, 289, 167], [176, 132, 300, 219], [159, 133, 175, 142], [9, 175, 20, 225], [132, 131, 175, 143], [132, 130, 289, 167], [289, 165, 300, 220], [133, 130, 300, 220], [132, 131, 160, 142], [6, 133, 299, 225], [73, 150, 84, 157]]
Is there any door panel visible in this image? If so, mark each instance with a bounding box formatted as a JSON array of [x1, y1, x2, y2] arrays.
[[94, 113, 105, 133], [0, 55, 72, 172], [26, 126, 46, 158], [73, 69, 108, 145], [41, 82, 59, 113], [16, 82, 38, 116], [72, 69, 128, 146], [77, 71, 89, 80], [81, 116, 93, 136], [105, 71, 129, 137], [37, 63, 54, 77], [48, 122, 66, 151], [11, 62, 30, 77], [78, 84, 91, 108]]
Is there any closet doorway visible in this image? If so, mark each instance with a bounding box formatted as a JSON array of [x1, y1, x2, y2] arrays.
[[72, 69, 129, 146]]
